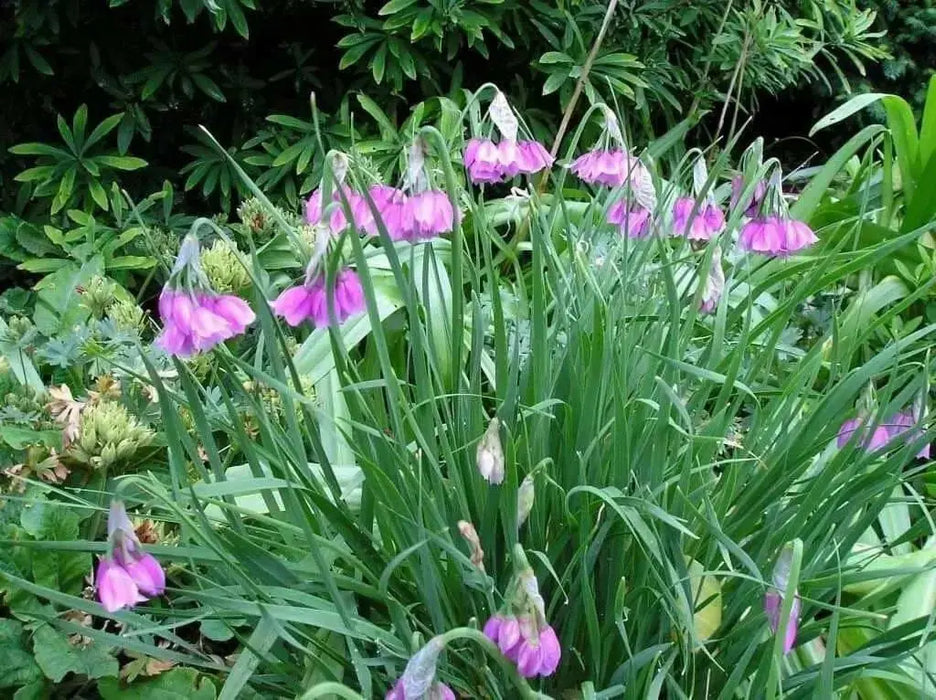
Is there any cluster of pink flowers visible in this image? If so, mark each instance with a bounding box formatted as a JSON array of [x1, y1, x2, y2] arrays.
[[837, 410, 930, 458], [306, 184, 454, 242], [739, 216, 817, 257], [95, 500, 165, 613], [464, 138, 553, 184], [155, 236, 255, 358], [156, 289, 255, 357], [571, 149, 647, 188], [484, 613, 561, 677], [271, 269, 365, 328], [672, 198, 725, 241], [607, 199, 651, 239], [483, 566, 561, 678]]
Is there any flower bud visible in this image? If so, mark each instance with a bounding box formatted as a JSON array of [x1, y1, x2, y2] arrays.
[[517, 474, 535, 527], [476, 417, 505, 484], [401, 637, 444, 699], [765, 543, 801, 654], [457, 520, 485, 573]]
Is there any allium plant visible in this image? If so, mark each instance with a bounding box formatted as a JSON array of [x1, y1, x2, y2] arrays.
[[21, 93, 936, 700]]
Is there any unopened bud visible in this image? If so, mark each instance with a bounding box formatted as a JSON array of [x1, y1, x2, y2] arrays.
[[401, 637, 444, 699], [457, 520, 485, 573], [517, 474, 535, 527], [476, 417, 505, 484]]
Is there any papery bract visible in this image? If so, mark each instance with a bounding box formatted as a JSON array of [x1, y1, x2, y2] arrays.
[[699, 247, 725, 314]]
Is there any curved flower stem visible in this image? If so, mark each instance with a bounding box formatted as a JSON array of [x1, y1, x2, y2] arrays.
[[435, 626, 554, 700]]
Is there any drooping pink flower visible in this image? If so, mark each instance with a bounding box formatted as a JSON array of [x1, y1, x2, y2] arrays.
[[122, 552, 166, 596], [464, 138, 553, 184], [202, 294, 256, 336], [673, 197, 725, 240], [739, 216, 817, 257], [96, 557, 146, 613], [883, 411, 930, 459], [357, 184, 401, 235], [156, 288, 254, 357], [765, 589, 801, 654], [411, 191, 455, 240], [305, 186, 365, 233], [271, 269, 365, 328], [571, 149, 646, 188], [465, 138, 503, 184], [607, 200, 651, 238], [483, 613, 560, 677], [95, 501, 166, 612], [731, 176, 767, 217], [836, 418, 890, 452], [765, 545, 801, 654], [483, 613, 506, 643], [516, 140, 554, 174]]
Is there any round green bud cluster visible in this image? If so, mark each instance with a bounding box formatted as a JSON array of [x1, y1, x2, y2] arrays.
[[200, 239, 251, 294], [107, 299, 146, 334], [82, 276, 117, 319], [2, 316, 37, 346], [69, 401, 154, 469], [236, 197, 299, 244], [2, 385, 49, 425]]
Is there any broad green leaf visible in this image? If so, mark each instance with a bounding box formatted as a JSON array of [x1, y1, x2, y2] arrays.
[[32, 625, 118, 683], [379, 0, 419, 15], [0, 317, 43, 391], [0, 619, 43, 690], [99, 668, 217, 700], [810, 92, 889, 136], [920, 75, 936, 168], [84, 113, 123, 151], [95, 155, 148, 171]]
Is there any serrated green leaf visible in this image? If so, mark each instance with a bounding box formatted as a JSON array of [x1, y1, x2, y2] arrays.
[[0, 619, 43, 690]]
